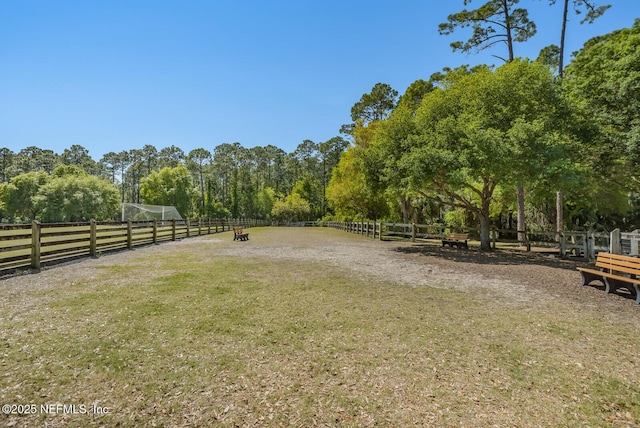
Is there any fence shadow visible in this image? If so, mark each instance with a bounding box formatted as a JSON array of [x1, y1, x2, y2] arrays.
[[392, 242, 584, 272]]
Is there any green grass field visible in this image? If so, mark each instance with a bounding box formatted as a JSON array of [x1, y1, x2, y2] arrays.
[[1, 227, 639, 427]]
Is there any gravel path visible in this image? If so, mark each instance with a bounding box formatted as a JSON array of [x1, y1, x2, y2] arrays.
[[218, 230, 531, 301]]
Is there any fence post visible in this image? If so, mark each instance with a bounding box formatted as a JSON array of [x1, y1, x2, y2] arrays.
[[610, 228, 621, 254], [31, 220, 41, 270], [631, 229, 640, 255], [559, 233, 566, 257], [491, 228, 496, 250], [379, 222, 384, 241], [152, 219, 158, 244], [171, 219, 176, 241], [411, 223, 416, 243], [90, 219, 97, 257], [586, 232, 595, 261], [186, 218, 191, 238], [127, 219, 133, 249]]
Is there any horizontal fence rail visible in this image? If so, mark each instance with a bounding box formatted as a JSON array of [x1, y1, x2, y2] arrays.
[[0, 218, 267, 274], [317, 221, 635, 262]]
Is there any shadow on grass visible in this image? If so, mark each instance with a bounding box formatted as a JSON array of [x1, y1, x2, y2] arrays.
[[388, 241, 640, 305], [391, 241, 585, 272]]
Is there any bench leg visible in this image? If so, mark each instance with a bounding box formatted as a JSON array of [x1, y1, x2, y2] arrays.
[[579, 271, 605, 288], [633, 284, 640, 305], [603, 277, 616, 294], [604, 277, 640, 302]]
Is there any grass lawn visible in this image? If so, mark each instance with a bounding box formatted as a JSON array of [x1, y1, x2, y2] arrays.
[[1, 227, 639, 427]]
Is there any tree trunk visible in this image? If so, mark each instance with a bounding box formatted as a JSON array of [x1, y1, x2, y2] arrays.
[[502, 0, 515, 61], [479, 211, 492, 251], [400, 197, 410, 224], [478, 193, 493, 251], [556, 190, 563, 233], [559, 0, 569, 78], [517, 184, 526, 244]]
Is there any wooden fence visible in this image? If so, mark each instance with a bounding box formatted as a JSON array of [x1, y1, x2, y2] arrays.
[[323, 221, 639, 261], [3, 218, 638, 273], [0, 218, 265, 274]]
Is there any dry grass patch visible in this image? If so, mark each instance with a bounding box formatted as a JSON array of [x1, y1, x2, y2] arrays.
[[0, 229, 639, 427]]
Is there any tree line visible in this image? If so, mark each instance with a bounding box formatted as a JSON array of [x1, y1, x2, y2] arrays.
[[0, 138, 348, 223]]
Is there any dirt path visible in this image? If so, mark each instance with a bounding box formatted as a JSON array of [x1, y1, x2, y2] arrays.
[[218, 228, 639, 311], [2, 226, 639, 321]]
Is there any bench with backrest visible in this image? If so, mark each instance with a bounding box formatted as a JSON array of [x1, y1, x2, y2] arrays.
[[576, 252, 640, 304], [233, 226, 249, 241], [442, 233, 470, 249]]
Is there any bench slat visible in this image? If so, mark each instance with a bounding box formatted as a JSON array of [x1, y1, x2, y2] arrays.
[[595, 262, 640, 276]]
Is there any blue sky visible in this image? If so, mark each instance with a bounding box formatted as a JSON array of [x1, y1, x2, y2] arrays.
[[1, 1, 638, 161]]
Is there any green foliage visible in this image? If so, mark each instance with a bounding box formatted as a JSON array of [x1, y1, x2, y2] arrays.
[[271, 192, 311, 222], [186, 148, 212, 215], [0, 171, 50, 221], [326, 127, 389, 222], [326, 148, 363, 220], [438, 0, 536, 61], [563, 21, 640, 185], [34, 173, 120, 222], [396, 60, 570, 248], [52, 164, 88, 178], [443, 208, 470, 231], [255, 187, 276, 220], [140, 165, 195, 218], [350, 83, 398, 125], [536, 44, 561, 73], [291, 174, 321, 218], [548, 0, 610, 25], [206, 201, 231, 219], [1, 136, 350, 224], [60, 144, 98, 175]]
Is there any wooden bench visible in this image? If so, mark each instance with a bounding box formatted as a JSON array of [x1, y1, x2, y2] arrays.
[[442, 233, 470, 249], [577, 252, 640, 304], [233, 226, 249, 241]]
